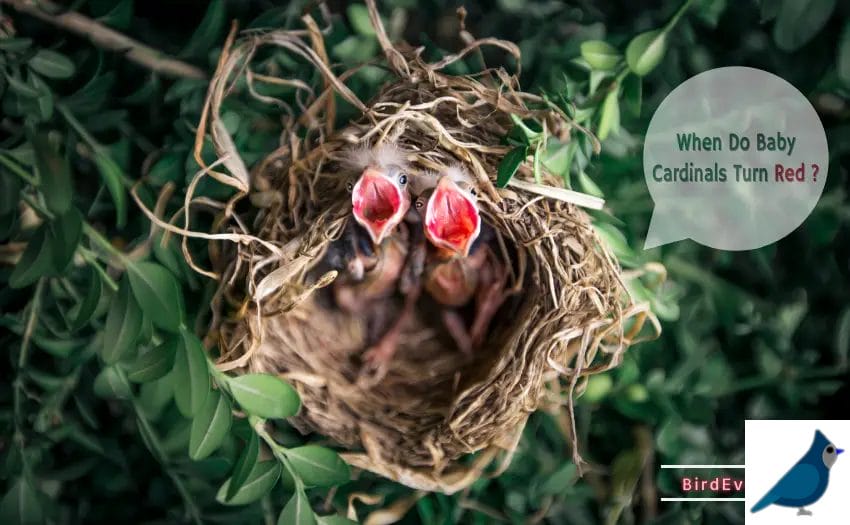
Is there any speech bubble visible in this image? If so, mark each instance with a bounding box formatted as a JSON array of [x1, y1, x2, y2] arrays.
[[643, 66, 828, 250]]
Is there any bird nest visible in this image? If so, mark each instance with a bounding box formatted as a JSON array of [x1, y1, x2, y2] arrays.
[[156, 2, 656, 493]]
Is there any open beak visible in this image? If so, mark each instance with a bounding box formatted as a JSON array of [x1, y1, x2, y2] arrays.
[[424, 176, 481, 257], [352, 168, 408, 244]]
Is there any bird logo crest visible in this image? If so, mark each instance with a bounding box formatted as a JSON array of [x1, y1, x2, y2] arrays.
[[751, 430, 843, 517]]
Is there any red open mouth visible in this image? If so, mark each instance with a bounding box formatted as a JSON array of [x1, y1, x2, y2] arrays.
[[425, 180, 480, 256], [352, 170, 402, 244]]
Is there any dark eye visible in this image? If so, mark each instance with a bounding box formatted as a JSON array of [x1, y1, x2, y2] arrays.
[[415, 199, 424, 209], [345, 181, 354, 192], [398, 174, 408, 185], [469, 187, 477, 196], [828, 446, 835, 453]]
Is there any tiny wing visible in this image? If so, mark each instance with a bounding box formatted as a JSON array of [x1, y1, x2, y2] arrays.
[[750, 463, 819, 512]]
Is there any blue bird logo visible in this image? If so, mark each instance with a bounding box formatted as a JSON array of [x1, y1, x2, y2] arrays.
[[751, 430, 843, 516]]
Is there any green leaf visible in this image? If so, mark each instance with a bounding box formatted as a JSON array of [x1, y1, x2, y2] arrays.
[[216, 461, 281, 506], [31, 132, 72, 215], [92, 151, 127, 228], [773, 0, 835, 51], [228, 373, 300, 419], [580, 40, 622, 70], [173, 327, 210, 417], [0, 37, 32, 52], [9, 224, 52, 288], [71, 266, 103, 331], [28, 49, 75, 79], [278, 490, 316, 525], [496, 146, 528, 188], [27, 74, 54, 121], [625, 30, 667, 76], [622, 74, 642, 117], [101, 277, 143, 364], [189, 390, 232, 460], [838, 21, 850, 86], [127, 338, 178, 382], [181, 0, 226, 59], [347, 4, 376, 36], [597, 88, 620, 140], [48, 208, 83, 274], [227, 432, 260, 500], [127, 261, 184, 332], [0, 478, 43, 525], [93, 366, 131, 399], [285, 446, 350, 488], [538, 462, 578, 495], [4, 74, 40, 98]]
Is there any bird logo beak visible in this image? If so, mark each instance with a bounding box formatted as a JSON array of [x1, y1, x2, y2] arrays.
[[351, 167, 408, 245], [424, 176, 481, 257], [837, 448, 845, 455]]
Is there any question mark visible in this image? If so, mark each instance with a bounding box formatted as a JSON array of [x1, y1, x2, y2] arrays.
[[811, 164, 820, 182]]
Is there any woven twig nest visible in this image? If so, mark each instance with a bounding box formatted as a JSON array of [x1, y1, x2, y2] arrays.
[[175, 3, 655, 493]]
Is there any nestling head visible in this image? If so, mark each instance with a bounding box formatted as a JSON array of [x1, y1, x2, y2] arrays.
[[347, 143, 411, 245], [417, 167, 481, 257]]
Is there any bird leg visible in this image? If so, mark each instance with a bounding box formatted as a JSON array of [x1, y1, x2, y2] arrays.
[[797, 508, 813, 516], [361, 286, 420, 369], [442, 309, 473, 356], [361, 225, 426, 370], [469, 254, 508, 349]]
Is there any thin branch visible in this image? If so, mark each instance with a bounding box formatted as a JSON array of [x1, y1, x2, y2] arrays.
[[1, 0, 206, 80]]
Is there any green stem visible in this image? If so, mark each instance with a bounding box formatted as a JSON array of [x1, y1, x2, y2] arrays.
[[0, 152, 37, 185], [250, 416, 304, 491], [13, 278, 45, 476], [78, 247, 120, 292], [663, 0, 694, 34], [115, 368, 203, 525], [57, 103, 133, 186], [82, 223, 131, 267]]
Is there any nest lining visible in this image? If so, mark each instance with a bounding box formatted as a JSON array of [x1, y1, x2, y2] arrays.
[[151, 2, 657, 493]]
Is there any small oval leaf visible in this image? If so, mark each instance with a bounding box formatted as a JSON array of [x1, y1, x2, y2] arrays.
[[48, 208, 83, 274], [31, 132, 72, 215], [28, 49, 76, 79], [227, 432, 260, 500], [127, 261, 184, 333], [93, 366, 131, 399], [216, 461, 280, 506], [285, 446, 350, 488], [278, 490, 316, 525], [580, 40, 622, 70], [127, 338, 178, 383], [9, 224, 53, 288], [92, 151, 127, 228], [172, 328, 210, 417], [625, 30, 667, 77], [597, 88, 620, 141], [189, 390, 232, 460], [496, 146, 528, 188], [71, 267, 103, 331], [228, 374, 300, 419], [773, 0, 835, 52], [101, 277, 143, 364]]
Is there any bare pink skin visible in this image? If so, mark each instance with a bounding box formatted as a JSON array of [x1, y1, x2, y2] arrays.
[[415, 176, 509, 355]]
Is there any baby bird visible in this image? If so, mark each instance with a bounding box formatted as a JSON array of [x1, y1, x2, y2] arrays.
[[348, 143, 411, 246], [416, 169, 508, 355], [329, 143, 422, 370]]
